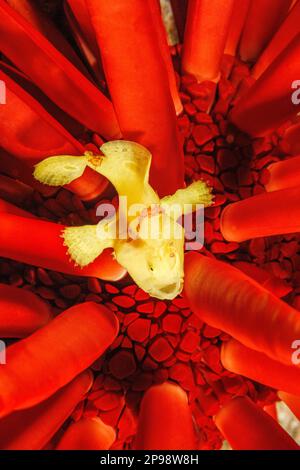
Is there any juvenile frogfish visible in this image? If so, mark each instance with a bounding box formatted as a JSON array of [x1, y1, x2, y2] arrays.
[[34, 141, 213, 299]]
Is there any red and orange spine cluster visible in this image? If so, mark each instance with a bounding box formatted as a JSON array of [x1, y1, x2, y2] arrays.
[[0, 0, 300, 452]]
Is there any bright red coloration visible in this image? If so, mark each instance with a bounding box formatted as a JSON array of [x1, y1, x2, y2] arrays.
[[0, 0, 300, 451], [231, 34, 300, 136], [147, 0, 183, 115], [238, 0, 292, 62], [64, 0, 103, 81], [264, 403, 278, 421], [135, 383, 196, 450], [221, 186, 300, 241], [0, 150, 53, 198], [0, 284, 51, 338], [0, 69, 108, 201], [184, 252, 300, 365], [0, 198, 35, 219], [86, 0, 184, 197], [6, 0, 89, 76], [253, 0, 300, 78], [224, 0, 250, 56], [0, 172, 34, 206], [265, 156, 300, 191], [221, 339, 300, 396], [279, 392, 300, 420], [281, 122, 300, 155], [232, 261, 292, 297], [215, 396, 299, 450], [0, 213, 125, 281], [0, 69, 82, 160], [0, 302, 118, 417], [0, 0, 120, 140], [56, 417, 115, 450], [0, 370, 92, 450], [182, 0, 234, 83]]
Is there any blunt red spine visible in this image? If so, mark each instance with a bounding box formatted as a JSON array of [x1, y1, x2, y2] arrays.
[[184, 252, 300, 366], [56, 417, 116, 450], [86, 0, 184, 197], [221, 186, 300, 241], [0, 284, 51, 338], [0, 212, 126, 281], [0, 370, 93, 450], [221, 339, 300, 396], [224, 0, 251, 56], [147, 0, 183, 115], [0, 69, 108, 201], [238, 0, 292, 63], [265, 156, 300, 191], [0, 0, 121, 140], [182, 0, 235, 83], [135, 383, 196, 450], [253, 0, 300, 78], [231, 34, 300, 136], [6, 0, 90, 77], [0, 302, 119, 416], [215, 396, 299, 450]]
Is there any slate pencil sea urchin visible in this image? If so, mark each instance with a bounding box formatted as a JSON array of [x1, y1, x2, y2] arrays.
[[0, 0, 299, 451]]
